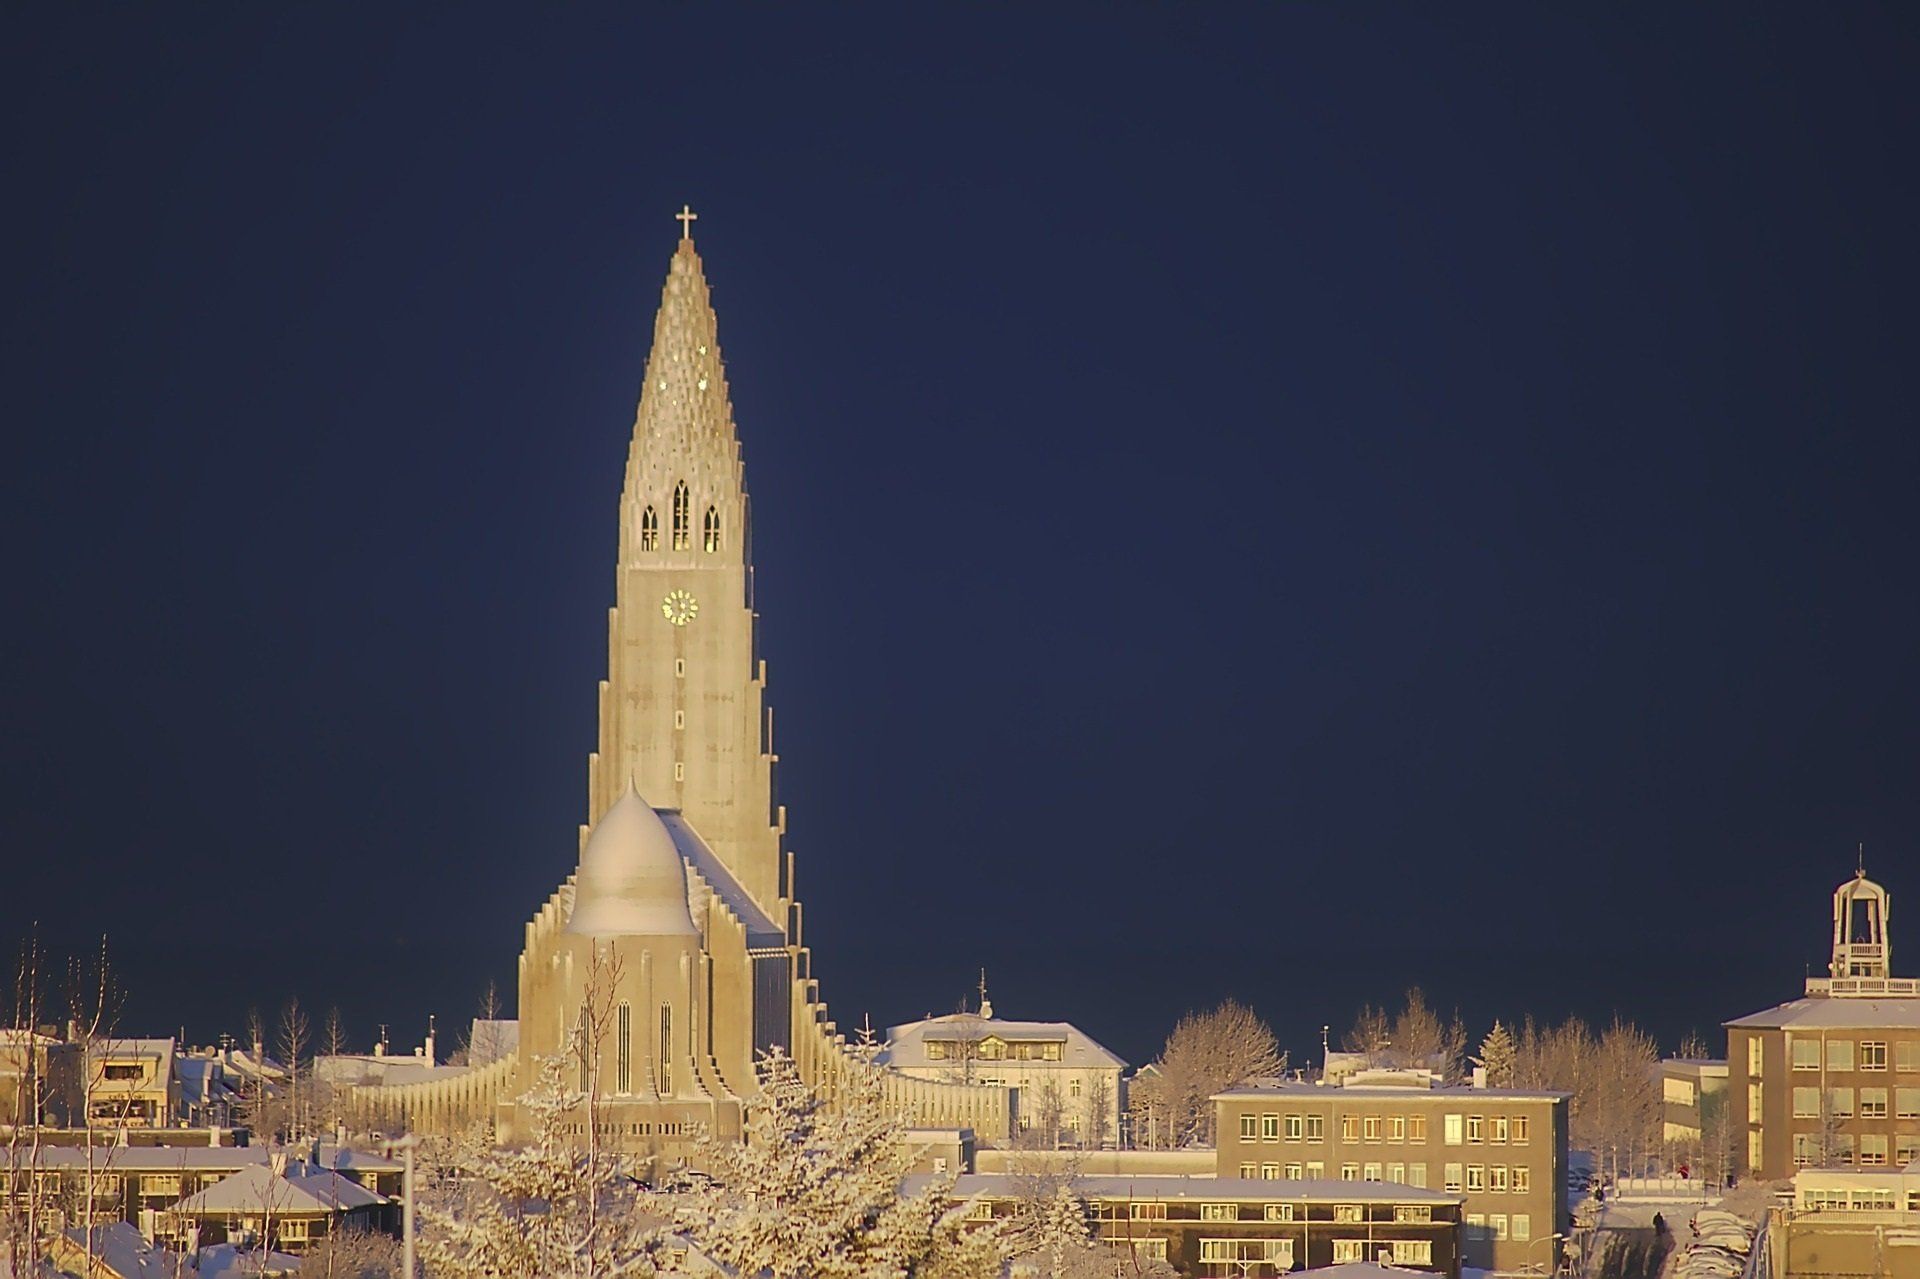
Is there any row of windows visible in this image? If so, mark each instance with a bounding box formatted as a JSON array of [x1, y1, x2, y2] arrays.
[[1792, 1133, 1920, 1168], [1790, 1085, 1920, 1119], [638, 484, 723, 553], [1788, 1038, 1920, 1073], [1803, 1189, 1917, 1211], [1236, 1111, 1531, 1146], [1330, 1240, 1435, 1265], [1230, 1159, 1532, 1194], [1194, 1202, 1433, 1225], [1463, 1212, 1533, 1241]]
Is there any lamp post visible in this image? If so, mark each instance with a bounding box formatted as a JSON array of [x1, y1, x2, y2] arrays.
[[1523, 1231, 1566, 1276], [382, 1134, 421, 1279]]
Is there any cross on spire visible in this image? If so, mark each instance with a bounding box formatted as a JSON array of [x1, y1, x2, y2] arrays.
[[676, 204, 698, 241]]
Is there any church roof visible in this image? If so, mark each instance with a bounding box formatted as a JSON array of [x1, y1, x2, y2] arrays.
[[658, 810, 785, 947], [568, 782, 699, 938]]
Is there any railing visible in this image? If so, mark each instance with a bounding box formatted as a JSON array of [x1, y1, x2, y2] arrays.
[[1805, 976, 1920, 998]]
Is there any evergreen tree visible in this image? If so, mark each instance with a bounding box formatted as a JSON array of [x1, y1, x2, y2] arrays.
[[1479, 1020, 1518, 1088]]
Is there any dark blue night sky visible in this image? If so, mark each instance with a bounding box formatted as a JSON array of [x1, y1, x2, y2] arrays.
[[4, 5, 1918, 1068]]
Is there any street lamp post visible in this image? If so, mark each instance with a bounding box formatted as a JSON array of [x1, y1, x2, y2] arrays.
[[383, 1134, 421, 1279], [1523, 1231, 1567, 1276]]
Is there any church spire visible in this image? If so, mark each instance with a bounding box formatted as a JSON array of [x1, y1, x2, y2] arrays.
[[620, 213, 746, 568]]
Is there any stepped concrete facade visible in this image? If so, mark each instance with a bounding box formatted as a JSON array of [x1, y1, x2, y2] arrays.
[[350, 223, 1010, 1162]]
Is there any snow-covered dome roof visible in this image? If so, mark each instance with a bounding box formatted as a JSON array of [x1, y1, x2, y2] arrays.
[[567, 782, 698, 938]]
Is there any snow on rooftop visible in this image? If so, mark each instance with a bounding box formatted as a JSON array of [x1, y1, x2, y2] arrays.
[[878, 1013, 1126, 1070], [917, 1173, 1461, 1203], [175, 1160, 385, 1216], [1725, 995, 1920, 1030]]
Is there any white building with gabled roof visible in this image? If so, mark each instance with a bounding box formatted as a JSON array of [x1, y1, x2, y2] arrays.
[[878, 1008, 1126, 1148]]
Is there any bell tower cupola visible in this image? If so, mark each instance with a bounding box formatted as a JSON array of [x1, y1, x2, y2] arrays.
[[1832, 860, 1892, 981]]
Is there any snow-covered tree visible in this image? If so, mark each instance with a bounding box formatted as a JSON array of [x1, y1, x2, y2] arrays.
[[1137, 1000, 1285, 1146], [1477, 1020, 1517, 1088], [418, 1047, 667, 1279], [671, 1049, 1001, 1279]]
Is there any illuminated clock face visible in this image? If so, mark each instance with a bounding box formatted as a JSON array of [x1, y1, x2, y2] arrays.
[[661, 589, 699, 626]]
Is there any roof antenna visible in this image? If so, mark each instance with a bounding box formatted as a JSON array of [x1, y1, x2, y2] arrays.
[[1858, 841, 1866, 877], [978, 968, 993, 1020]]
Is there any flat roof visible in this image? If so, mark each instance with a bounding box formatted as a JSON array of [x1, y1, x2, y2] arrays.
[[1725, 996, 1920, 1030], [925, 1173, 1461, 1204], [1213, 1083, 1567, 1101], [21, 1145, 402, 1173]]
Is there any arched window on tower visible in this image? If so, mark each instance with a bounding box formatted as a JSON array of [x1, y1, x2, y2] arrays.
[[639, 505, 658, 552], [703, 506, 721, 553], [671, 482, 691, 550], [658, 1003, 673, 1095]]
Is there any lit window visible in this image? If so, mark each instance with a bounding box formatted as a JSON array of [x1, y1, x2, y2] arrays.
[[1897, 1087, 1920, 1119], [1395, 1205, 1432, 1224], [1748, 1038, 1765, 1075], [1129, 1203, 1166, 1221], [1793, 1087, 1820, 1118], [1332, 1241, 1368, 1263], [1333, 1204, 1364, 1223], [1444, 1114, 1464, 1146], [1201, 1204, 1238, 1222], [1514, 1214, 1532, 1241], [1897, 1042, 1919, 1072], [1444, 1163, 1463, 1193], [1792, 1038, 1822, 1071], [1829, 1040, 1856, 1072], [1393, 1241, 1433, 1265], [1408, 1163, 1428, 1188]]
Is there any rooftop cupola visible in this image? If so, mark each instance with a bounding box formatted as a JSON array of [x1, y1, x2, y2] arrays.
[[1832, 862, 1892, 981], [567, 781, 698, 938]]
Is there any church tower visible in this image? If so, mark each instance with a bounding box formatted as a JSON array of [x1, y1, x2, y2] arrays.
[[586, 212, 785, 915]]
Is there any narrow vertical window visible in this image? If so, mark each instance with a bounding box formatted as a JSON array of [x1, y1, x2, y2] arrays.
[[639, 505, 658, 552], [616, 1002, 632, 1094], [672, 482, 691, 550], [658, 1004, 673, 1095], [703, 506, 721, 553]]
